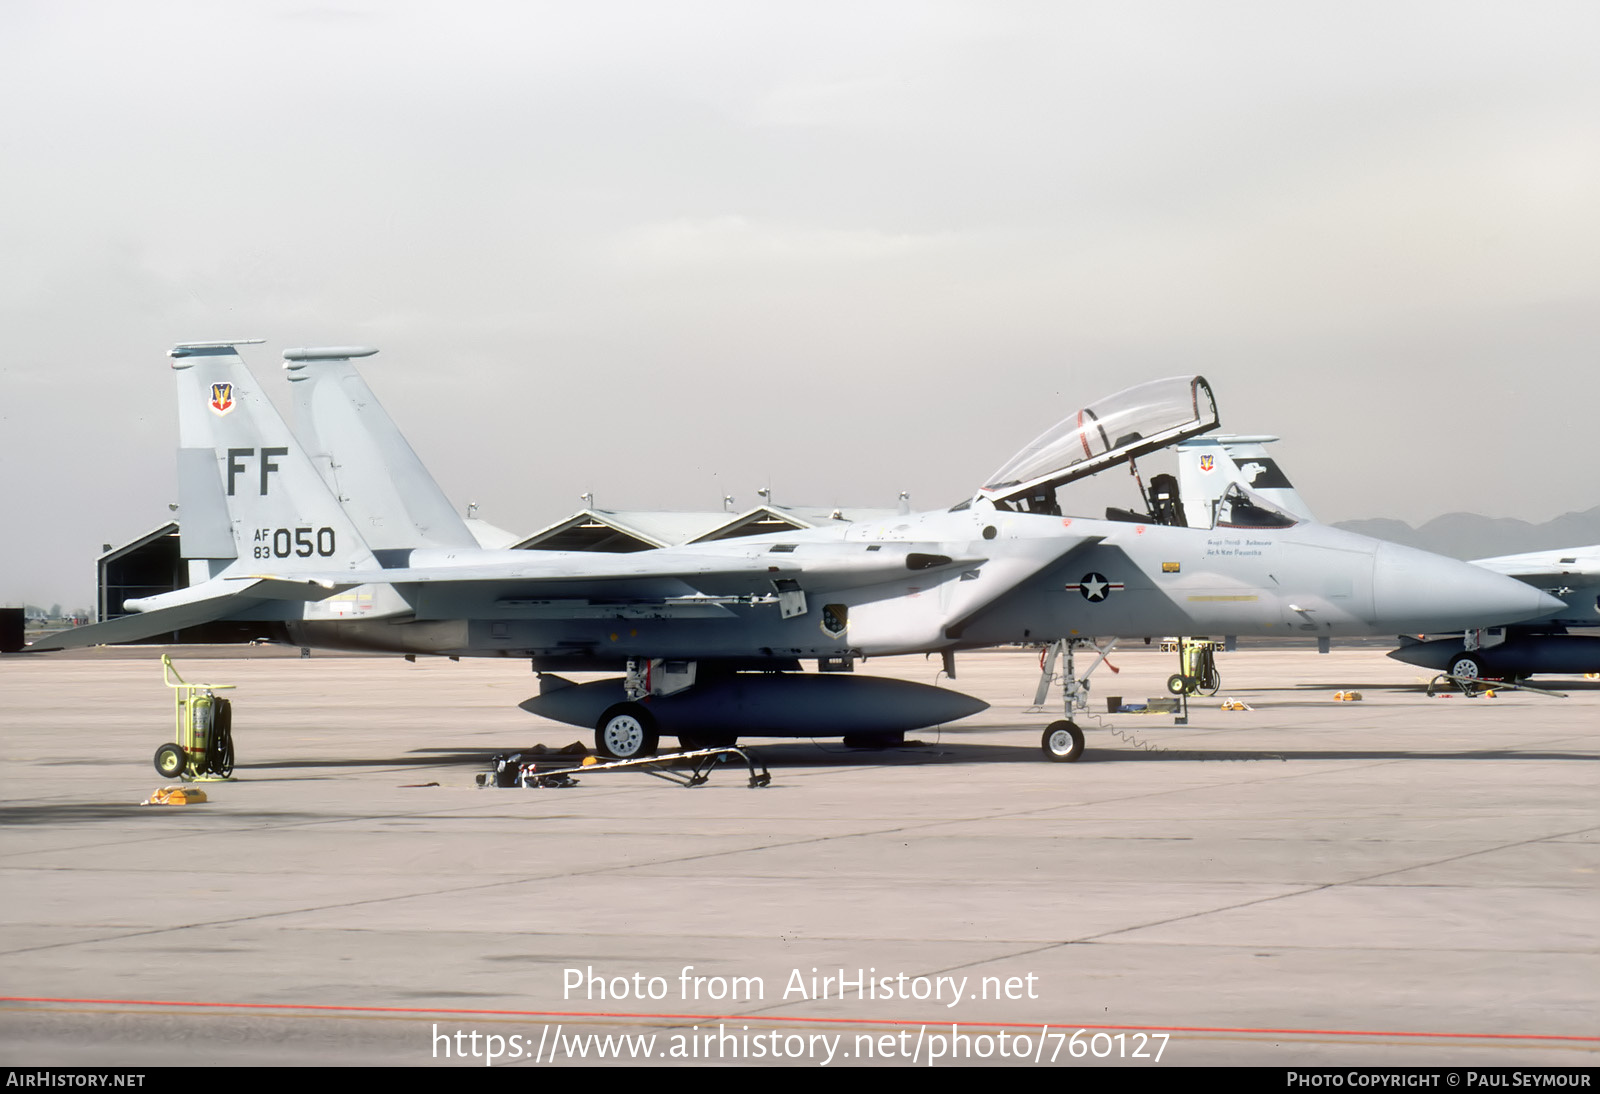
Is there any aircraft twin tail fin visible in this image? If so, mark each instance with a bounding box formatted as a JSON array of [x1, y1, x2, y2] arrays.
[[169, 341, 380, 576], [1175, 434, 1317, 528], [283, 346, 478, 553]]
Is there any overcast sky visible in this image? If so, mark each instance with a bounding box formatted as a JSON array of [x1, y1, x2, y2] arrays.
[[3, 1, 1596, 608]]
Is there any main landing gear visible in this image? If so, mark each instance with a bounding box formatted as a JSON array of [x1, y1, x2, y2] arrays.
[[595, 703, 660, 760]]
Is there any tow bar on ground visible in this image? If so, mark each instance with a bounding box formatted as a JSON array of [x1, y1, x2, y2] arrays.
[[1427, 674, 1567, 699], [479, 746, 773, 789]]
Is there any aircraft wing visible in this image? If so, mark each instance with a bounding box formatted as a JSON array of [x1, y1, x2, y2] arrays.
[[1469, 546, 1600, 628], [943, 533, 1104, 638], [242, 546, 991, 599], [36, 548, 997, 651], [1471, 546, 1600, 585]]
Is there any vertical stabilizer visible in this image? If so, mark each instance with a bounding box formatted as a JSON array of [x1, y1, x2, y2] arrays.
[[169, 342, 379, 574], [1176, 435, 1316, 528], [284, 347, 478, 552]]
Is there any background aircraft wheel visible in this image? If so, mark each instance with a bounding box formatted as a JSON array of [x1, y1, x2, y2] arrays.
[[1042, 720, 1084, 762], [153, 743, 187, 780], [1166, 674, 1189, 695], [842, 732, 905, 749], [1449, 655, 1482, 680], [595, 704, 658, 759]]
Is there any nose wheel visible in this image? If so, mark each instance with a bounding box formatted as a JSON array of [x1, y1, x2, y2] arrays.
[[1033, 639, 1116, 763], [1041, 720, 1085, 762]]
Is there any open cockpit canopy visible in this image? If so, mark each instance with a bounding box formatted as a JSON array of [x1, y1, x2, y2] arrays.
[[976, 376, 1218, 508]]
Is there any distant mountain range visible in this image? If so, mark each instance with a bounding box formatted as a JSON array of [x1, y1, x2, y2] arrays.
[[1333, 506, 1600, 561]]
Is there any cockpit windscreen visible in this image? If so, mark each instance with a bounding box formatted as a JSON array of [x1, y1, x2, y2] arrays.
[[1214, 482, 1298, 529]]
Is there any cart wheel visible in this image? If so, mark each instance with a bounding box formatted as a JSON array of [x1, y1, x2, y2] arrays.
[[1041, 720, 1084, 762], [1166, 674, 1188, 695], [154, 743, 187, 780]]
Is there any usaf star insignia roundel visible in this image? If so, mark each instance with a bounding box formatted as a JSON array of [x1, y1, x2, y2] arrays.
[[1066, 572, 1124, 602]]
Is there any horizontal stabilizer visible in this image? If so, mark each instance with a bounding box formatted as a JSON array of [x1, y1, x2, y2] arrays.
[[224, 576, 360, 601], [26, 596, 266, 652]]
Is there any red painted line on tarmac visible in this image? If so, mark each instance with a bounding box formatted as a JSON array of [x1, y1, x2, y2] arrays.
[[3, 995, 1595, 1044]]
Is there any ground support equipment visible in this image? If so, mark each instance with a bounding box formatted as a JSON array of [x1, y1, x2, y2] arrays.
[[1427, 674, 1567, 700], [1166, 638, 1221, 697], [491, 746, 773, 789], [154, 654, 236, 781]]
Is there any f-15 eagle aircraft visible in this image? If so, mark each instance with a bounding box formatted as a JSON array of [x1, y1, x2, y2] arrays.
[[33, 343, 1562, 762]]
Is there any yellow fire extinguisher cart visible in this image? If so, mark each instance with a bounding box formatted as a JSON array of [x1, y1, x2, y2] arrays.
[[154, 654, 236, 781]]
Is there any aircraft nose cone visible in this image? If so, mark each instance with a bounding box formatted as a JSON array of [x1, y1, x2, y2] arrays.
[[1372, 542, 1565, 632]]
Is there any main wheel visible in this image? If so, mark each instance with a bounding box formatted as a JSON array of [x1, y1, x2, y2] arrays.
[[1449, 654, 1483, 680], [1042, 720, 1085, 762], [595, 704, 659, 759], [153, 743, 187, 780]]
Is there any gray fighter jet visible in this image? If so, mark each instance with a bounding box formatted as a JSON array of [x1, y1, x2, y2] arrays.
[[33, 343, 1562, 762], [1388, 545, 1600, 680]]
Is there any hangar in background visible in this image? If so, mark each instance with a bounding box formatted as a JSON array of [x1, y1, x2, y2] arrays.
[[98, 523, 183, 627], [97, 523, 285, 643], [513, 503, 904, 553]]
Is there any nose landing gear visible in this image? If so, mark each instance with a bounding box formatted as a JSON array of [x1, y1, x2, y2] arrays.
[[1032, 638, 1117, 761]]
